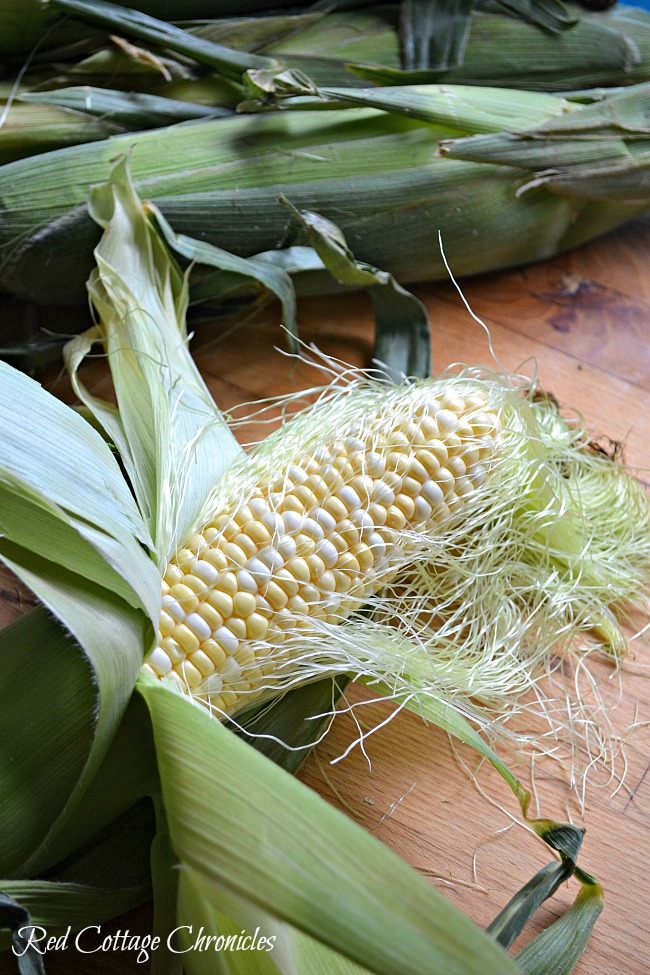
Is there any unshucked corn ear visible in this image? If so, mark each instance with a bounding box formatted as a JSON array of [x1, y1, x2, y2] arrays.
[[2, 83, 650, 308]]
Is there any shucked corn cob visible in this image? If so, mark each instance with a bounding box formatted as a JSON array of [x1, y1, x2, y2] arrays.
[[143, 381, 498, 716]]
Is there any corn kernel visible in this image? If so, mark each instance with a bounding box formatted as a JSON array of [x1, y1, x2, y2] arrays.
[[190, 649, 217, 678], [305, 553, 327, 579], [352, 542, 374, 571], [159, 610, 175, 638], [164, 563, 184, 586], [279, 494, 304, 514], [448, 456, 467, 478], [295, 533, 316, 557], [147, 646, 173, 675], [304, 474, 329, 500], [184, 612, 212, 642], [222, 542, 248, 566], [233, 591, 256, 618], [401, 476, 422, 498], [174, 623, 201, 655], [169, 584, 199, 611], [212, 624, 239, 656], [182, 574, 208, 596], [226, 617, 247, 640], [246, 613, 269, 640], [386, 504, 407, 531], [206, 589, 233, 619], [201, 639, 227, 668], [179, 659, 204, 688], [202, 548, 229, 572], [160, 636, 185, 665], [394, 493, 415, 520], [337, 551, 361, 575], [263, 581, 289, 610], [367, 502, 388, 526], [244, 520, 272, 546], [323, 495, 348, 521]]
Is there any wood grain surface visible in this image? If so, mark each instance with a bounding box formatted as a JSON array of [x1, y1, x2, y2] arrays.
[[2, 214, 649, 975]]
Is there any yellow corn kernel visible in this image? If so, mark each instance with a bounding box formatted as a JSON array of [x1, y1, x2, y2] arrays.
[[169, 583, 199, 611], [243, 520, 272, 546], [159, 610, 176, 638], [263, 581, 289, 611], [201, 639, 227, 668], [174, 623, 201, 655], [246, 613, 269, 640], [225, 617, 247, 641], [197, 601, 224, 632], [206, 588, 234, 619], [233, 591, 256, 618]]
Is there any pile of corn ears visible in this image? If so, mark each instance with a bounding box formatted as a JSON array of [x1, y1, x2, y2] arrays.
[[2, 0, 650, 368]]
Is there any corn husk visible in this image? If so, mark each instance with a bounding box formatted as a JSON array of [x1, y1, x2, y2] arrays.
[[4, 0, 650, 93], [192, 2, 650, 90], [0, 0, 302, 56], [1, 81, 649, 308]]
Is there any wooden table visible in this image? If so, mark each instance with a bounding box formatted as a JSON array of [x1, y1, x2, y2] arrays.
[[2, 214, 649, 974]]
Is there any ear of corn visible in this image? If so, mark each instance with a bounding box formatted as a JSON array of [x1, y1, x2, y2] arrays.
[[2, 83, 650, 308], [0, 0, 302, 56], [0, 87, 227, 166], [144, 379, 499, 716]]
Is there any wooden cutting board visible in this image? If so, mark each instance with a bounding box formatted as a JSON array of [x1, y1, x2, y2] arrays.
[[1, 214, 648, 975]]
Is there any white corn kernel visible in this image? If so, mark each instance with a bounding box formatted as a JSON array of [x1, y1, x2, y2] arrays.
[[147, 647, 173, 675], [246, 558, 273, 585], [236, 569, 258, 594], [184, 612, 212, 642], [214, 626, 239, 655]]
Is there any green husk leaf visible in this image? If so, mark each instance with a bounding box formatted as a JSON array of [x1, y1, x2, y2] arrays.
[[19, 87, 231, 127], [2, 99, 648, 309], [64, 156, 243, 567], [401, 0, 476, 71], [176, 866, 375, 975], [150, 829, 183, 975], [281, 197, 431, 380], [0, 878, 149, 940], [346, 6, 645, 89], [189, 12, 324, 56], [249, 83, 566, 134], [0, 359, 157, 616], [514, 874, 604, 975], [0, 892, 46, 975], [519, 151, 650, 200], [438, 130, 632, 167], [0, 550, 150, 878], [150, 206, 300, 353], [48, 0, 281, 81], [494, 0, 578, 33], [18, 694, 159, 875], [138, 676, 521, 975], [0, 607, 96, 877], [487, 861, 573, 948]]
